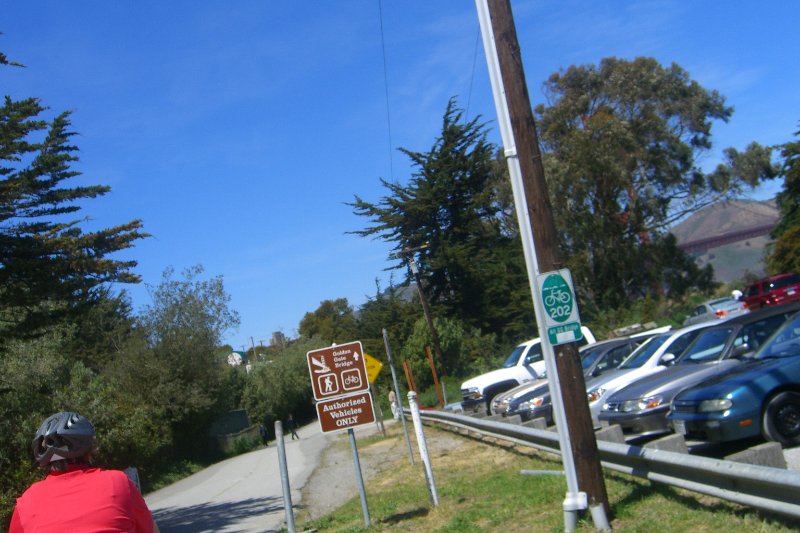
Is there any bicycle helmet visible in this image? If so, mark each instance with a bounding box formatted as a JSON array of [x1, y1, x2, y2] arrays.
[[32, 412, 96, 467]]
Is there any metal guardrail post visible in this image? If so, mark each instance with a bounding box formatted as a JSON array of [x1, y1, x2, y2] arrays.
[[408, 391, 440, 506], [417, 409, 800, 520], [274, 421, 296, 533]]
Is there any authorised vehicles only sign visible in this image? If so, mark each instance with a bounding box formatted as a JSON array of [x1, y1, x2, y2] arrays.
[[307, 341, 376, 434]]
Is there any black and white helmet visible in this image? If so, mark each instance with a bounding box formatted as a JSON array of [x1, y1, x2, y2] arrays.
[[32, 412, 96, 467]]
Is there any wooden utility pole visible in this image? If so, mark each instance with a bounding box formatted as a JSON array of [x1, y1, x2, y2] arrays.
[[485, 0, 610, 515], [401, 246, 447, 379]]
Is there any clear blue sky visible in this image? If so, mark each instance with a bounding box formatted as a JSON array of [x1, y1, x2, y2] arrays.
[[4, 1, 798, 350]]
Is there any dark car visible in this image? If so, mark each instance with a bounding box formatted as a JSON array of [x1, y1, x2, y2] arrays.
[[742, 272, 800, 311], [668, 309, 800, 446], [499, 336, 650, 422], [597, 302, 800, 439]]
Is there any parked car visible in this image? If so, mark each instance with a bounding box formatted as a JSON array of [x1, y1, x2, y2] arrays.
[[491, 336, 652, 420], [742, 272, 800, 311], [668, 308, 800, 446], [683, 297, 747, 326], [597, 302, 800, 439], [585, 321, 716, 426], [460, 326, 596, 413]]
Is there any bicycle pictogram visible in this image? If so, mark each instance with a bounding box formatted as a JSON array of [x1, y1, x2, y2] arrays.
[[543, 288, 571, 308], [342, 369, 362, 390]]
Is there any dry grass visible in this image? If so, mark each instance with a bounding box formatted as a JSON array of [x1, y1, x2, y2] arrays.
[[296, 422, 800, 532]]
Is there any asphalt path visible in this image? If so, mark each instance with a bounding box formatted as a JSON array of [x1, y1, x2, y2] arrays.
[[145, 422, 329, 533]]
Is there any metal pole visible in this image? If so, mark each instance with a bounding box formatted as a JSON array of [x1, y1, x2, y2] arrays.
[[475, 2, 589, 530], [370, 383, 386, 436], [274, 421, 296, 533], [348, 428, 371, 527], [382, 328, 415, 465], [407, 391, 439, 506]]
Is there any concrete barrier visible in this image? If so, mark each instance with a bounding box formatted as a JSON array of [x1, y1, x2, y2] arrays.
[[504, 414, 523, 425], [595, 425, 625, 444], [726, 442, 787, 469], [643, 434, 688, 454], [522, 417, 548, 430]]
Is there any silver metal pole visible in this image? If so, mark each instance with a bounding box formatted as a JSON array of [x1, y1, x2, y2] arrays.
[[474, 2, 588, 530], [370, 383, 386, 436], [274, 421, 296, 533], [408, 391, 440, 506], [382, 328, 415, 465], [348, 428, 371, 527]]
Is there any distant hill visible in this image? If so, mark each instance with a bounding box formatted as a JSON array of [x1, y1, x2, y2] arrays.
[[670, 199, 778, 283]]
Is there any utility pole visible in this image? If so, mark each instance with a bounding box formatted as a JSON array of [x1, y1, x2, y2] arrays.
[[399, 244, 446, 379], [479, 0, 610, 524]]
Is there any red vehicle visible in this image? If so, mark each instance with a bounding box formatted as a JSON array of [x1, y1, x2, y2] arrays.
[[742, 273, 800, 310]]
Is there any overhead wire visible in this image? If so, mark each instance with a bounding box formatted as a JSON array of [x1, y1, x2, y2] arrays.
[[377, 0, 394, 182], [464, 27, 482, 123]]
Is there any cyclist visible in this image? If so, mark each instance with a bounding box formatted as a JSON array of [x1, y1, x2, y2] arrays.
[[10, 411, 160, 532]]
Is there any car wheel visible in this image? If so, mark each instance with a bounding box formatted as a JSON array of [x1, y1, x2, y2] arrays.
[[762, 392, 800, 446]]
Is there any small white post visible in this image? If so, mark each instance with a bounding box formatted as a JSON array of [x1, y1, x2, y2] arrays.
[[407, 391, 439, 506]]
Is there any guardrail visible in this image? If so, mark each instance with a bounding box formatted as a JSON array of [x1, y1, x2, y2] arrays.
[[416, 409, 800, 519]]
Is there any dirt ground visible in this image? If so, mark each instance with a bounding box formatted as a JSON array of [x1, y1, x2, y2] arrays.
[[296, 418, 471, 522]]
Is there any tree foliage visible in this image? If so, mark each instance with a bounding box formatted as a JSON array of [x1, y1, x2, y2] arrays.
[[0, 94, 147, 337], [767, 127, 800, 274], [136, 265, 241, 446], [298, 297, 359, 344], [534, 57, 774, 308], [350, 99, 534, 340], [242, 336, 319, 429]]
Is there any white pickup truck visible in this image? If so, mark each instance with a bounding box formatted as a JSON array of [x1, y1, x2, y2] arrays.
[[460, 326, 596, 413]]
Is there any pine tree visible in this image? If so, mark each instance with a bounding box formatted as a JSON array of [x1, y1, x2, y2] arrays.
[[350, 99, 534, 339], [0, 85, 146, 337]]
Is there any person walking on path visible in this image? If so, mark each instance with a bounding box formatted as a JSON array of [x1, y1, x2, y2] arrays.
[[388, 389, 399, 420], [10, 411, 160, 532], [259, 423, 269, 447], [286, 414, 300, 440]]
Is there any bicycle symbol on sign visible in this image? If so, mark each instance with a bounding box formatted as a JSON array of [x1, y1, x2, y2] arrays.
[[342, 369, 362, 390], [544, 288, 571, 308]]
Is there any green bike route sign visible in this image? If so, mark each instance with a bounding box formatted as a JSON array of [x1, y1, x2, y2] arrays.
[[536, 269, 583, 346]]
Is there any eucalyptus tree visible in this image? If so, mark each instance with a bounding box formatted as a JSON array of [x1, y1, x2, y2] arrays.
[[535, 57, 775, 309], [767, 127, 800, 274]]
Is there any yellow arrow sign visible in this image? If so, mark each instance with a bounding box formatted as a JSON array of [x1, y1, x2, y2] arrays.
[[363, 352, 383, 383]]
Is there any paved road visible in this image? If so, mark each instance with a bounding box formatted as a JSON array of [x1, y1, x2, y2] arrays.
[[145, 423, 329, 533]]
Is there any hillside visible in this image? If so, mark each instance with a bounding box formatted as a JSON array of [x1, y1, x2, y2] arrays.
[[670, 199, 778, 283]]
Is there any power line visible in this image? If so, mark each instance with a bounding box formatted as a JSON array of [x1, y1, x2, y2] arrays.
[[378, 0, 394, 181], [465, 27, 481, 123]]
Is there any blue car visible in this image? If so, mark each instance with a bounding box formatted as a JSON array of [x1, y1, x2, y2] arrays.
[[668, 309, 800, 446]]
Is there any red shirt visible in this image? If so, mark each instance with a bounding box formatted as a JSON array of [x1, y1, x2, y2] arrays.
[[10, 465, 155, 533]]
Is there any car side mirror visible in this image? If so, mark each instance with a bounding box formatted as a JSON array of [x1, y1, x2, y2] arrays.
[[731, 344, 751, 358], [660, 353, 676, 366]]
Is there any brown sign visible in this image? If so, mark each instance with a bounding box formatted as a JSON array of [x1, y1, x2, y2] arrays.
[[315, 391, 375, 433], [306, 341, 369, 401]]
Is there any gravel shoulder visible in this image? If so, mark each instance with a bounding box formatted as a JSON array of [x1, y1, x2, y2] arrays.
[[296, 418, 470, 523]]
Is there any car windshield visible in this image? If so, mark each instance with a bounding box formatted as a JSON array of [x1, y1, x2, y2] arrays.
[[771, 274, 800, 289], [677, 327, 733, 363], [580, 345, 607, 370], [502, 344, 527, 368], [524, 344, 544, 365], [755, 313, 800, 359], [618, 335, 666, 369]]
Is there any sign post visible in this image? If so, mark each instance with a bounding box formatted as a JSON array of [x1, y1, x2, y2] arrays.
[[306, 341, 375, 527]]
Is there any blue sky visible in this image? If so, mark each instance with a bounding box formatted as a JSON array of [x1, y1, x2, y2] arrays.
[[3, 1, 798, 350]]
